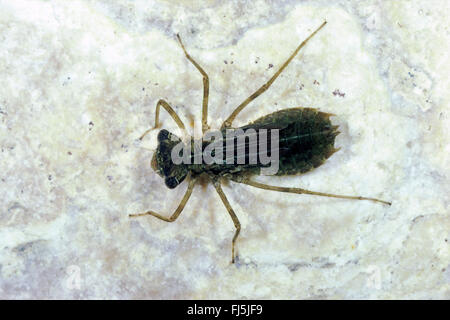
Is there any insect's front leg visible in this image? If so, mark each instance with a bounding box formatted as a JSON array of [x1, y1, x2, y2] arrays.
[[139, 99, 186, 140], [212, 179, 241, 264], [176, 34, 210, 134], [129, 177, 196, 221]]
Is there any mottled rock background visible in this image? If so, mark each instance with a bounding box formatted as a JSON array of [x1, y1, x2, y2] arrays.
[[0, 0, 448, 299]]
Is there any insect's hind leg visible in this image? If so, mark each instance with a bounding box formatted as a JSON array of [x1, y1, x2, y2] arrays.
[[176, 34, 210, 134], [213, 180, 241, 264], [221, 21, 327, 129], [139, 99, 186, 140], [233, 178, 392, 206], [129, 177, 197, 220]]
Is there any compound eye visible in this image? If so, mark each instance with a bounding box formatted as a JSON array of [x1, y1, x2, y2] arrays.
[[164, 176, 179, 189], [157, 129, 170, 142]]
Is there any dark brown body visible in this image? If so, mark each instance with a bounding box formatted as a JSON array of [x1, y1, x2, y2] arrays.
[[133, 22, 390, 264], [152, 107, 340, 188]]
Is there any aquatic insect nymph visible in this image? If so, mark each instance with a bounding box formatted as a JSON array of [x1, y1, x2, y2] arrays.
[[130, 21, 391, 263]]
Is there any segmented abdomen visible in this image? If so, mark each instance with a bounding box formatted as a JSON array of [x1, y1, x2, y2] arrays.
[[243, 107, 340, 176]]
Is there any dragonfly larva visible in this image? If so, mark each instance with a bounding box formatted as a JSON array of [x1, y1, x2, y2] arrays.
[[130, 21, 391, 264]]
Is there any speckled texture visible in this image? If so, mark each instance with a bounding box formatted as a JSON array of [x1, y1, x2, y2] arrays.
[[0, 0, 448, 299]]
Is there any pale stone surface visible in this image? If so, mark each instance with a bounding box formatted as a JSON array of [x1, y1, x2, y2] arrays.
[[0, 0, 448, 299]]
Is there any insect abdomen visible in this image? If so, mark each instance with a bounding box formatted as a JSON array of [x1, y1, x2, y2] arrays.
[[244, 107, 340, 176]]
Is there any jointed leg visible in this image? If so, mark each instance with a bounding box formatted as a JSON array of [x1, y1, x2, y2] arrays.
[[176, 34, 210, 133], [233, 178, 391, 205], [222, 21, 327, 129], [213, 180, 241, 263], [139, 99, 186, 140], [129, 177, 197, 221]]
